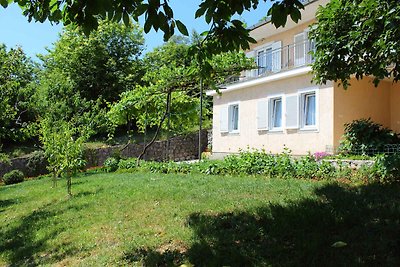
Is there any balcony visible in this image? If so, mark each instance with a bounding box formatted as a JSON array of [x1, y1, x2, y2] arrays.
[[226, 39, 315, 85]]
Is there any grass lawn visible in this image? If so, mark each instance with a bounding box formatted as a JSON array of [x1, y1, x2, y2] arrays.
[[1, 172, 399, 266]]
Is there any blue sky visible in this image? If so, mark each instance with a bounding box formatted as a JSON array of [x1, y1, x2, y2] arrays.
[[0, 1, 272, 60]]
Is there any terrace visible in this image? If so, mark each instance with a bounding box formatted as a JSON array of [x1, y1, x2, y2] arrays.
[[226, 38, 315, 85]]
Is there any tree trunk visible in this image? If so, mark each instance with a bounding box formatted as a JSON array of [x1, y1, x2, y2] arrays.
[[52, 169, 57, 188], [67, 174, 72, 197], [137, 90, 172, 166]]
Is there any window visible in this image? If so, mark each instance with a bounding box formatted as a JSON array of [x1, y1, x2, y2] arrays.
[[255, 41, 282, 75], [295, 30, 315, 66], [219, 103, 240, 133], [257, 48, 272, 75], [301, 92, 316, 128], [229, 104, 239, 132], [270, 97, 283, 130], [294, 32, 306, 66]]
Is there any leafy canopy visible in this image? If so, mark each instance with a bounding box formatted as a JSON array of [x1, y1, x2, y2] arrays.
[[1, 0, 305, 54], [108, 37, 255, 135], [0, 44, 37, 144], [310, 0, 400, 88], [34, 20, 145, 137], [40, 20, 144, 103]]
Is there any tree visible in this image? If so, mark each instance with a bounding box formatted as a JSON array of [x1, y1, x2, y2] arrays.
[[34, 71, 108, 136], [109, 37, 254, 136], [0, 44, 37, 144], [310, 0, 400, 88], [41, 20, 145, 103], [108, 37, 255, 163], [35, 20, 144, 137], [40, 118, 88, 196], [2, 0, 305, 55]]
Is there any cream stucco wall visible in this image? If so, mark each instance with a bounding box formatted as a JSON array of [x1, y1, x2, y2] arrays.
[[250, 21, 315, 51], [390, 82, 400, 133], [333, 77, 392, 146], [212, 74, 334, 155]]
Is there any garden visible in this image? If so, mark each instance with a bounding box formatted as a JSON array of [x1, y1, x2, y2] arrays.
[[2, 1, 400, 265], [1, 166, 399, 266], [2, 131, 400, 265]]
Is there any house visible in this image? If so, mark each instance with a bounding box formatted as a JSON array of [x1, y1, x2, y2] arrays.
[[207, 0, 400, 157]]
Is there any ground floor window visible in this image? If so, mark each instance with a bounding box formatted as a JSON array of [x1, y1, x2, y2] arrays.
[[229, 104, 239, 132], [270, 97, 283, 129], [301, 91, 316, 128]]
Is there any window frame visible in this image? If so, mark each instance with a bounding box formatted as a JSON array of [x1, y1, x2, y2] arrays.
[[294, 32, 308, 67], [254, 42, 274, 76], [299, 88, 318, 131], [267, 94, 284, 132], [228, 102, 240, 133]]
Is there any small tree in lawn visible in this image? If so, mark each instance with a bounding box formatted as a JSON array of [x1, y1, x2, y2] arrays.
[[40, 118, 88, 196]]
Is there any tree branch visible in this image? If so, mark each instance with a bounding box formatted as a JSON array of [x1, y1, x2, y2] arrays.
[[136, 88, 172, 166]]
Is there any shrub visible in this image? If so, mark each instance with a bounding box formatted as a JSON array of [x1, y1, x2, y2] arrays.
[[315, 160, 336, 180], [294, 154, 319, 179], [0, 152, 11, 165], [370, 153, 400, 183], [99, 149, 399, 184], [118, 158, 137, 170], [103, 157, 120, 172], [224, 150, 274, 175], [273, 149, 296, 178], [339, 118, 400, 155], [194, 160, 228, 175], [3, 170, 24, 185], [26, 150, 48, 177]]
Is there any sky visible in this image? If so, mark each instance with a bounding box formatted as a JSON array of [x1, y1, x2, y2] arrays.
[[0, 1, 272, 60]]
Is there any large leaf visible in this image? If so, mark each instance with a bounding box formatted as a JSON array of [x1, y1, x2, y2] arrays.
[[176, 20, 188, 36]]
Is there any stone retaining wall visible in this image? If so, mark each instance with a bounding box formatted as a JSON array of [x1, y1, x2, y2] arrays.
[[0, 130, 208, 178], [323, 159, 375, 169]]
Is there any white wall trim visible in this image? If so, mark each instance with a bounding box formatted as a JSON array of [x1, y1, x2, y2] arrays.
[[298, 87, 319, 131], [206, 66, 312, 96], [267, 94, 285, 131]]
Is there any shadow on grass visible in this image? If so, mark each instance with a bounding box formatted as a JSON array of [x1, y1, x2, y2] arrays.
[[0, 199, 18, 213], [0, 202, 89, 266], [123, 182, 400, 266], [74, 187, 104, 198]]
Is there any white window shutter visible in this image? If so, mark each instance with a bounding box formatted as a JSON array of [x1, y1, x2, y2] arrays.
[[257, 100, 269, 130], [271, 41, 281, 72], [220, 106, 229, 133], [285, 94, 299, 129], [294, 33, 305, 66]]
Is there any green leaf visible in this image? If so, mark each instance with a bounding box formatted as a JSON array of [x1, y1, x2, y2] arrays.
[[195, 4, 207, 19], [331, 241, 347, 248], [290, 8, 302, 23], [176, 20, 188, 36], [144, 17, 152, 33], [0, 0, 8, 8], [163, 4, 173, 18], [123, 12, 130, 26], [135, 4, 148, 17]]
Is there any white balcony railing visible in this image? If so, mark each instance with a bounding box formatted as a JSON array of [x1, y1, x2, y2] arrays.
[[227, 39, 315, 85]]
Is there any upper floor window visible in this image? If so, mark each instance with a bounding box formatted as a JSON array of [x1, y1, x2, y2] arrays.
[[254, 41, 282, 76], [294, 31, 315, 67], [257, 47, 273, 75]]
